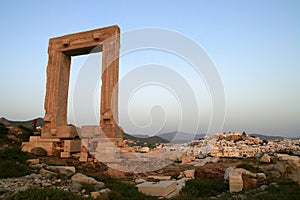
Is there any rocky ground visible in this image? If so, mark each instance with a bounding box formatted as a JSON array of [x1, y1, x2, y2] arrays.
[[0, 124, 299, 199]]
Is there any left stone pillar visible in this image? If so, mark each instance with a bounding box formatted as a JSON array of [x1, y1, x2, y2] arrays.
[[42, 46, 77, 138]]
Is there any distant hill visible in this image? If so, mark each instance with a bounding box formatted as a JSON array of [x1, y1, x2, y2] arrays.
[[0, 117, 44, 129], [123, 132, 169, 146], [249, 133, 300, 140], [158, 131, 205, 143]]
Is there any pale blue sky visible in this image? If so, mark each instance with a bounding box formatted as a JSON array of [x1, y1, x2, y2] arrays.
[[0, 1, 299, 136]]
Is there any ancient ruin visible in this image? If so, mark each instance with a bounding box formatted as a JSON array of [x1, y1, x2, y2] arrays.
[[22, 25, 122, 159]]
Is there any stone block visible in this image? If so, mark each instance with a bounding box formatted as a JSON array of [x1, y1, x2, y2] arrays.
[[63, 140, 81, 152], [137, 181, 177, 197], [79, 151, 88, 162], [60, 151, 71, 158], [57, 126, 78, 138], [183, 169, 195, 178], [229, 172, 243, 193], [29, 136, 39, 143]]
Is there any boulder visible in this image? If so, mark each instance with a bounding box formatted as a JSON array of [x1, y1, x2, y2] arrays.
[[267, 171, 281, 179], [49, 166, 75, 177], [273, 162, 286, 175], [242, 175, 257, 190], [39, 168, 58, 177], [236, 168, 256, 178], [260, 154, 271, 163], [31, 147, 47, 156], [70, 181, 83, 191], [71, 173, 105, 188]]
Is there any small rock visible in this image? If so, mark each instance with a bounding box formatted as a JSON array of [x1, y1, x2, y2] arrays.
[[30, 164, 44, 170], [99, 188, 111, 200], [260, 154, 271, 163], [259, 185, 268, 191], [269, 182, 279, 188], [90, 191, 100, 199], [31, 147, 47, 156], [135, 178, 146, 184], [42, 182, 52, 187], [100, 188, 111, 194], [70, 181, 83, 191], [30, 173, 42, 180], [238, 194, 247, 200], [26, 159, 39, 165], [256, 173, 267, 181]]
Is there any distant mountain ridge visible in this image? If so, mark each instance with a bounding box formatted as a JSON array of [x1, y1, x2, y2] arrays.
[[123, 132, 168, 146], [158, 131, 205, 143], [0, 117, 44, 129], [1, 117, 298, 142], [249, 133, 300, 140]]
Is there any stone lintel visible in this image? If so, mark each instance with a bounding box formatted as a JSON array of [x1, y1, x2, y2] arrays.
[[48, 25, 120, 56]]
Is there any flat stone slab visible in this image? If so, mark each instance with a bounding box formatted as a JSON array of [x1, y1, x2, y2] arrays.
[[148, 175, 172, 181], [137, 181, 177, 197]]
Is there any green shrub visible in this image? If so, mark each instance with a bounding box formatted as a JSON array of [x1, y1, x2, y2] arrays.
[[12, 187, 94, 200], [0, 146, 32, 163], [236, 163, 261, 173], [247, 181, 300, 200], [106, 180, 157, 200], [17, 125, 36, 142], [0, 146, 32, 178], [0, 160, 31, 178], [0, 124, 10, 142], [180, 178, 227, 198]]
